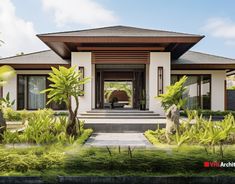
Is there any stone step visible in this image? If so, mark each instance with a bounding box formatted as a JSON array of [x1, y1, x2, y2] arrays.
[[79, 115, 164, 119], [83, 118, 166, 133], [84, 123, 165, 133], [86, 110, 154, 113], [79, 112, 160, 116]]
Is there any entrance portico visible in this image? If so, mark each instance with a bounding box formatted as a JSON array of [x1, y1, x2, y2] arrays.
[[37, 26, 204, 115]]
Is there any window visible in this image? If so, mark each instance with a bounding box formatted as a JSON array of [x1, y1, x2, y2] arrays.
[[17, 75, 66, 110], [157, 67, 163, 96], [171, 75, 211, 110], [78, 66, 85, 96], [28, 76, 46, 109]]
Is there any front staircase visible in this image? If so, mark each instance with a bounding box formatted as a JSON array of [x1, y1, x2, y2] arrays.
[[78, 110, 166, 133]]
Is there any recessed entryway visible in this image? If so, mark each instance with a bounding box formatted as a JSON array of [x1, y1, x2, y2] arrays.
[[95, 64, 146, 110]]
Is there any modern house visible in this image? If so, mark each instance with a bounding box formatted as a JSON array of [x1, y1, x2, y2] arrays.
[[1, 26, 235, 116]]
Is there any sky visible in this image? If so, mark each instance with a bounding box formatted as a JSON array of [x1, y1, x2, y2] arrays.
[[1, 0, 235, 58]]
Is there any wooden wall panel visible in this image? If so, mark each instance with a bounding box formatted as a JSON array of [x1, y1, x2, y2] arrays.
[[92, 51, 150, 64]]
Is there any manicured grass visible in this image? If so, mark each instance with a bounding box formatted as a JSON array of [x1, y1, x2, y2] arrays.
[[1, 144, 235, 183]]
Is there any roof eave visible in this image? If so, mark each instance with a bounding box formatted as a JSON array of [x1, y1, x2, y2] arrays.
[[37, 35, 204, 59], [171, 63, 235, 70]]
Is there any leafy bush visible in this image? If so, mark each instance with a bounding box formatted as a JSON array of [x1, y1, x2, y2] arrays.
[[3, 108, 21, 121], [2, 130, 20, 144], [145, 112, 235, 157], [54, 111, 69, 116], [20, 109, 67, 144], [144, 128, 166, 145], [0, 92, 15, 108], [181, 109, 235, 117], [157, 75, 188, 111], [228, 86, 235, 90], [76, 129, 93, 145], [0, 146, 65, 173], [2, 109, 92, 145]]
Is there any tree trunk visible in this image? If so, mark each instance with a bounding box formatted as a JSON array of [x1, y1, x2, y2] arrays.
[[66, 112, 78, 137], [0, 109, 6, 141], [65, 99, 78, 137]]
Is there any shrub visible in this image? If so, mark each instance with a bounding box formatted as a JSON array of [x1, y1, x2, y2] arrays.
[[54, 111, 69, 116], [21, 109, 65, 144], [3, 108, 21, 121], [76, 129, 93, 145], [0, 92, 15, 108], [2, 109, 92, 145], [0, 146, 65, 172], [144, 128, 167, 145], [180, 109, 235, 117], [145, 113, 235, 156], [157, 75, 188, 111], [2, 130, 20, 144]]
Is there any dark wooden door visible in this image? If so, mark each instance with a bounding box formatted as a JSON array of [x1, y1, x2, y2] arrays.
[[133, 71, 145, 109]]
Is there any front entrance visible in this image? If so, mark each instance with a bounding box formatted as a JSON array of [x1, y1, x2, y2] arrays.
[[95, 64, 146, 110]]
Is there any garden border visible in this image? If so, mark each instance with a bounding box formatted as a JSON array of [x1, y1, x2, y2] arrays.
[[1, 176, 235, 184]]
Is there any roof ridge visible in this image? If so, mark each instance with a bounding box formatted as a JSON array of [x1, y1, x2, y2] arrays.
[[0, 50, 51, 61]]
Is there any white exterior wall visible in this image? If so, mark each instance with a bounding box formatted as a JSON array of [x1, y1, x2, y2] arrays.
[[149, 52, 171, 115], [171, 70, 226, 111], [145, 64, 149, 109], [3, 76, 17, 110], [71, 52, 92, 112], [2, 70, 51, 110]]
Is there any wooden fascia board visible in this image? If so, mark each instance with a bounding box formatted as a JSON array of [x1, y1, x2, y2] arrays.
[[171, 64, 235, 70], [38, 36, 204, 44]]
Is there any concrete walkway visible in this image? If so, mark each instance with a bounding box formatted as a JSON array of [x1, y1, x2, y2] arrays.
[[85, 133, 152, 147]]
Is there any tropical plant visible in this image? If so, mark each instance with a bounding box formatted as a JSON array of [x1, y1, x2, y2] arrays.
[[157, 75, 188, 111], [0, 65, 16, 139], [2, 130, 20, 145], [2, 109, 81, 145], [0, 92, 15, 108], [3, 107, 21, 121], [145, 113, 235, 157], [41, 66, 90, 137]]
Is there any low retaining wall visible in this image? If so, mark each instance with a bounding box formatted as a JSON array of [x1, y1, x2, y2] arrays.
[[1, 176, 235, 184], [57, 176, 235, 184], [0, 176, 43, 184]]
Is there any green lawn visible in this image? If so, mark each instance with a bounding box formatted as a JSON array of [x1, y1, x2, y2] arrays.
[[1, 143, 235, 182]]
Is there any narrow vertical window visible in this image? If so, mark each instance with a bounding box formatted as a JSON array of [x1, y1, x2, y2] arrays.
[[79, 66, 85, 96], [17, 75, 26, 110], [158, 67, 164, 96]]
